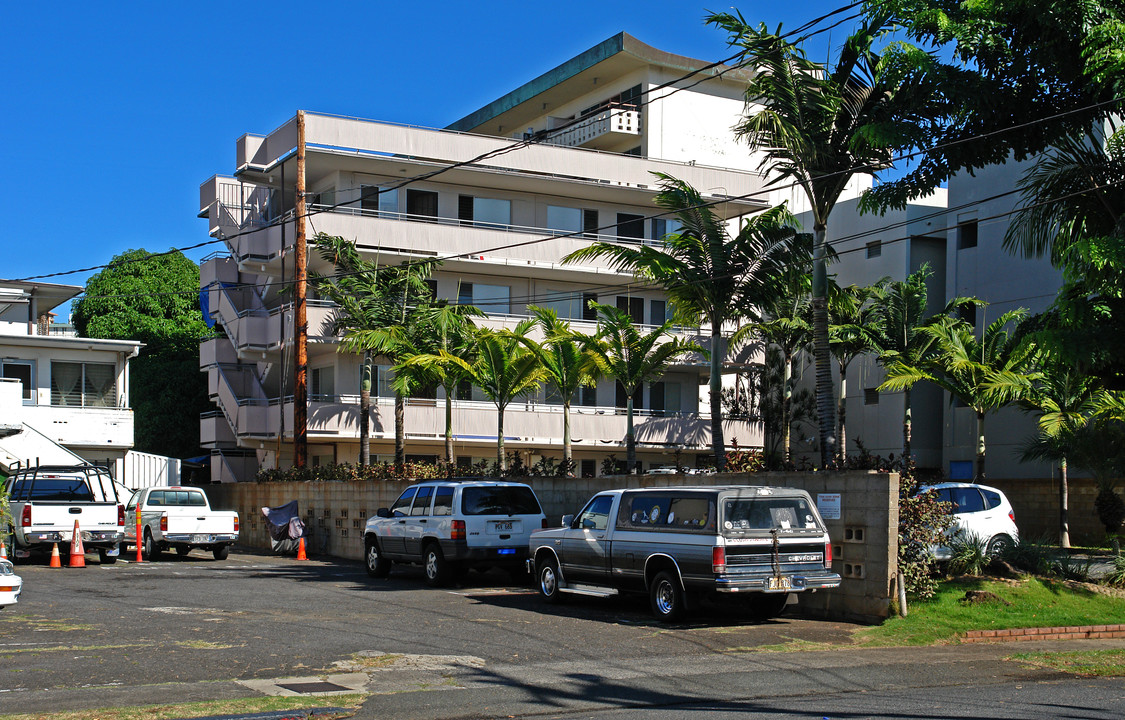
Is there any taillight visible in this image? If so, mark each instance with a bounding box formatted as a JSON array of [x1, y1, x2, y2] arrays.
[[1008, 511, 1015, 523], [825, 540, 833, 569], [451, 520, 466, 541], [233, 516, 239, 533], [542, 518, 549, 529], [160, 515, 167, 532], [117, 504, 125, 527], [21, 504, 31, 528], [712, 546, 726, 574]]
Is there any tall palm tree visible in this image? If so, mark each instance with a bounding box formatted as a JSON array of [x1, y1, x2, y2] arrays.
[[585, 303, 702, 472], [708, 9, 936, 467], [828, 280, 887, 463], [881, 309, 1037, 481], [520, 306, 597, 472], [311, 233, 437, 467], [437, 321, 545, 472], [562, 175, 797, 469]]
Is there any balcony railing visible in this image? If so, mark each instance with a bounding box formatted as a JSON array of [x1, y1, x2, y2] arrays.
[[542, 106, 642, 150]]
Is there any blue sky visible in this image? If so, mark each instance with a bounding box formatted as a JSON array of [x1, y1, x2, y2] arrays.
[[3, 1, 850, 317]]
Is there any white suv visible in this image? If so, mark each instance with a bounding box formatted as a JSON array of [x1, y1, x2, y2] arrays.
[[926, 482, 1020, 560], [363, 480, 546, 586]]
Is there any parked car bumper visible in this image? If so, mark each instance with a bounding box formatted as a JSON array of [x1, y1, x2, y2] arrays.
[[163, 533, 238, 544], [441, 540, 530, 564], [714, 570, 842, 593], [19, 529, 123, 546]]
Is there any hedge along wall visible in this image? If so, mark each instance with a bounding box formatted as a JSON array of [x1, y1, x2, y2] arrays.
[[985, 476, 1108, 545], [203, 470, 898, 624]]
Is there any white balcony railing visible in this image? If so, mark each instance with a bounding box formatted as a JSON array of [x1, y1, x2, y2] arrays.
[[543, 107, 641, 150]]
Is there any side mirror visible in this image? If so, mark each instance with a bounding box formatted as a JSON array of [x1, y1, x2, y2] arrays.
[[561, 514, 574, 528], [376, 508, 391, 519]]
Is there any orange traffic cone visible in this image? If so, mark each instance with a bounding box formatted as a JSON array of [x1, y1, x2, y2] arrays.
[[49, 543, 62, 568], [68, 520, 86, 568], [296, 536, 308, 561], [0, 539, 7, 560]]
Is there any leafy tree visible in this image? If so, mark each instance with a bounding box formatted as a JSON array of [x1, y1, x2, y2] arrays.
[[520, 307, 597, 471], [585, 303, 702, 472], [881, 309, 1037, 481], [828, 280, 887, 463], [563, 175, 797, 469], [864, 0, 1125, 211], [311, 234, 438, 467], [71, 249, 212, 458], [437, 321, 545, 472], [708, 8, 939, 467]]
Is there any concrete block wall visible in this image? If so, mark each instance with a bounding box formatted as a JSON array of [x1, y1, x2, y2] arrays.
[[984, 476, 1108, 546], [204, 470, 898, 624]]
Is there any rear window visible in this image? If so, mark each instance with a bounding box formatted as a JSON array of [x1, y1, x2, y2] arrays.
[[618, 493, 715, 532], [8, 478, 94, 502], [148, 490, 207, 507], [460, 486, 541, 516], [722, 496, 822, 534]]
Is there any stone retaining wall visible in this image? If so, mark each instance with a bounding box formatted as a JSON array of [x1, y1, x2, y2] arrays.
[[203, 470, 898, 623], [984, 476, 1108, 545]]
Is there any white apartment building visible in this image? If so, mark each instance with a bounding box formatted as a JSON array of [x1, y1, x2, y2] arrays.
[[198, 34, 773, 482], [0, 280, 139, 472]]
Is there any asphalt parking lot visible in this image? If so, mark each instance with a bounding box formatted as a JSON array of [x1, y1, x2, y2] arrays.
[[0, 546, 864, 715]]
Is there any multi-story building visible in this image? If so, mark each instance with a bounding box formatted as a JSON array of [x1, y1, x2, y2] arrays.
[[0, 280, 139, 472], [198, 34, 774, 482]]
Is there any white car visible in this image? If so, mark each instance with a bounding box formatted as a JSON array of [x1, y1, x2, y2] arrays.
[[0, 560, 22, 609], [926, 482, 1020, 560]]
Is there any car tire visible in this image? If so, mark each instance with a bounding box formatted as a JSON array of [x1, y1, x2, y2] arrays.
[[98, 548, 118, 565], [650, 570, 687, 622], [748, 593, 789, 621], [142, 531, 161, 561], [538, 556, 564, 603], [423, 542, 450, 587], [986, 534, 1014, 557], [212, 545, 230, 561], [365, 537, 391, 578]]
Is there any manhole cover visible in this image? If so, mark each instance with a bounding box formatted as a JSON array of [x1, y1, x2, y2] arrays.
[[277, 681, 351, 694]]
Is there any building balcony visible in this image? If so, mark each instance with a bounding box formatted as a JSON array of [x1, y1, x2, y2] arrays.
[[200, 410, 237, 449], [204, 283, 337, 357], [20, 404, 134, 450], [542, 107, 641, 151]]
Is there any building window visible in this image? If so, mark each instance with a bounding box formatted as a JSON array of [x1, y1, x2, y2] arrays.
[[616, 382, 643, 411], [865, 241, 882, 259], [958, 221, 978, 249], [581, 459, 596, 478], [50, 361, 116, 408], [960, 303, 977, 329], [547, 205, 581, 234], [360, 185, 398, 216], [375, 365, 395, 398], [582, 293, 599, 321], [617, 296, 644, 324], [1, 360, 34, 403], [573, 384, 597, 407], [616, 213, 645, 241], [459, 282, 510, 314], [864, 388, 879, 405], [458, 195, 511, 229], [651, 218, 681, 242], [650, 299, 667, 325], [582, 209, 599, 239], [311, 366, 335, 399], [406, 189, 439, 221]]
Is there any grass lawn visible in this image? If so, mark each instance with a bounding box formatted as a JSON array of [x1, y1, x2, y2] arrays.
[[855, 576, 1125, 646], [1007, 649, 1125, 677], [0, 693, 365, 720]]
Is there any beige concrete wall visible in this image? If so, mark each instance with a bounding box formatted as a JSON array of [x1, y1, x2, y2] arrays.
[[204, 470, 898, 624], [986, 476, 1108, 546]]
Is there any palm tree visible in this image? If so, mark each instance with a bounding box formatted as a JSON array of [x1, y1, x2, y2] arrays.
[[311, 233, 437, 467], [562, 176, 797, 469], [520, 306, 597, 472], [585, 303, 702, 472], [438, 321, 545, 472], [708, 9, 935, 467], [828, 280, 887, 463], [1008, 358, 1110, 548], [881, 309, 1037, 481]]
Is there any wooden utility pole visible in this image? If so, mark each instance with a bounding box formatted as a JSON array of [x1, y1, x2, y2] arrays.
[[294, 111, 309, 468]]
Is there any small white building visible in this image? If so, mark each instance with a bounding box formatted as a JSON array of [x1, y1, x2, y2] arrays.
[[0, 280, 141, 472]]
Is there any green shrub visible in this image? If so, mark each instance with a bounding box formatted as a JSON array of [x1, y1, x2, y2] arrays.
[[1001, 535, 1056, 576], [948, 533, 989, 576], [1106, 555, 1125, 588]]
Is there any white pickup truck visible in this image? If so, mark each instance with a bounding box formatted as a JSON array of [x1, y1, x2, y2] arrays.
[[4, 465, 125, 564], [124, 486, 239, 561]]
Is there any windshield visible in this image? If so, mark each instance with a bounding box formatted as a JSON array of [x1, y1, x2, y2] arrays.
[[722, 496, 823, 534], [461, 486, 542, 516]]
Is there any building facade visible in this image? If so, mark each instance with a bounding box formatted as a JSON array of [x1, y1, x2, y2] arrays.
[[198, 34, 772, 482]]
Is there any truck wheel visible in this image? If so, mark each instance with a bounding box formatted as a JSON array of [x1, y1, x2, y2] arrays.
[[365, 537, 391, 578], [212, 545, 230, 561], [537, 556, 564, 603], [423, 542, 450, 587], [650, 571, 687, 622], [142, 531, 161, 561], [98, 548, 118, 565], [748, 593, 789, 621]]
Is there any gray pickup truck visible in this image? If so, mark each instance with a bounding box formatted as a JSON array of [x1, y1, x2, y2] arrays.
[[529, 485, 841, 621]]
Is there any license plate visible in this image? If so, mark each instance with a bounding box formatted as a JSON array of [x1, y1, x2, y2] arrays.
[[496, 548, 516, 556], [191, 534, 207, 543], [768, 576, 792, 591], [493, 521, 513, 532]]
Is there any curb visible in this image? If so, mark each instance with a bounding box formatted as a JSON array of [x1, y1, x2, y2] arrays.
[[174, 708, 351, 720], [962, 624, 1125, 643]]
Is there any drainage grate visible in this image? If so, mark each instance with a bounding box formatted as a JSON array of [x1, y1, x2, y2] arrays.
[[277, 681, 351, 694]]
